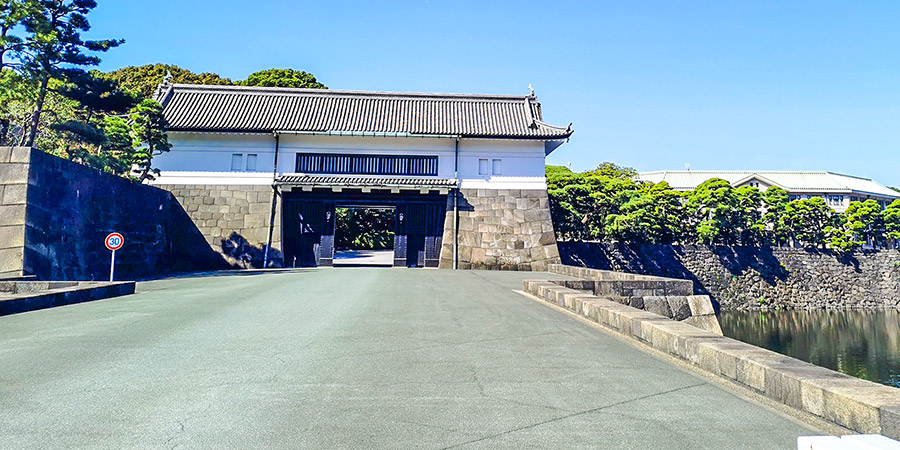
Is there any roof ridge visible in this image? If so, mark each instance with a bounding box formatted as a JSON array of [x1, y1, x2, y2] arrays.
[[825, 171, 875, 181], [167, 83, 536, 101]]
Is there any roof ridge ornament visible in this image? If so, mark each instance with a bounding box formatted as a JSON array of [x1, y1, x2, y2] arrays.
[[153, 70, 175, 102]]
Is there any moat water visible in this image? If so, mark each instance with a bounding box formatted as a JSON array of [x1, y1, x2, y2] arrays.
[[719, 309, 900, 387]]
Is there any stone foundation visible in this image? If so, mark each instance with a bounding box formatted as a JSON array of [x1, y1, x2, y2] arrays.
[[162, 184, 283, 268], [559, 242, 900, 309], [439, 188, 560, 271]]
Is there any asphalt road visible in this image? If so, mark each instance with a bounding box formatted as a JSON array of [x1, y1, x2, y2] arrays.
[[0, 269, 816, 449]]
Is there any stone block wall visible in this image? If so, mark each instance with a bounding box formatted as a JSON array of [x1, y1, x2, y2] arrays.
[[439, 188, 560, 271], [162, 184, 282, 268], [0, 147, 28, 278], [0, 147, 227, 281], [559, 242, 900, 310]]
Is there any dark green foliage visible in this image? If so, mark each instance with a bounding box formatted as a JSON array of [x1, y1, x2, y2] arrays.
[[56, 69, 137, 115], [104, 65, 327, 99], [129, 99, 170, 182], [334, 208, 395, 250], [241, 68, 326, 89], [104, 63, 233, 98], [548, 164, 900, 250], [605, 181, 684, 244], [885, 200, 900, 242], [18, 0, 123, 146]]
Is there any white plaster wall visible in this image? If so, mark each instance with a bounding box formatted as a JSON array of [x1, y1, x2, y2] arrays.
[[154, 132, 549, 189]]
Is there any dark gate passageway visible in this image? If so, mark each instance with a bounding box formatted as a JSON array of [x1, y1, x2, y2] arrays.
[[281, 188, 447, 268]]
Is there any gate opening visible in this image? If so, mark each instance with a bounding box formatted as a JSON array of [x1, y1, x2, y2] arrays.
[[333, 207, 395, 267], [280, 185, 449, 269]]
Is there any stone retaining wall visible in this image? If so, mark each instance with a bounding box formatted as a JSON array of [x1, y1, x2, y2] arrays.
[[439, 188, 559, 271], [0, 147, 227, 280], [522, 275, 900, 439], [559, 242, 900, 310], [162, 184, 282, 268]]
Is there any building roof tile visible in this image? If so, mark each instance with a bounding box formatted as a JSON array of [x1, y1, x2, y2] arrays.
[[276, 175, 457, 188], [158, 84, 573, 140]]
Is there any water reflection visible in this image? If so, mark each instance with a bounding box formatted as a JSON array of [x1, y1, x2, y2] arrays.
[[719, 309, 900, 387]]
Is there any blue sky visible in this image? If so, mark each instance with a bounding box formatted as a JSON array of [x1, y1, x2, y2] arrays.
[[88, 1, 900, 186]]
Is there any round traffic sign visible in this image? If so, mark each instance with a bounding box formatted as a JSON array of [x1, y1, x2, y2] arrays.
[[105, 232, 124, 251]]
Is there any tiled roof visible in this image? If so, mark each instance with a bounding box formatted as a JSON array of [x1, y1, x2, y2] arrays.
[[276, 175, 457, 188], [638, 170, 900, 198], [158, 84, 573, 140]]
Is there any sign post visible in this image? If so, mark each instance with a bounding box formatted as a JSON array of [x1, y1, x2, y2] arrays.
[[105, 232, 124, 282]]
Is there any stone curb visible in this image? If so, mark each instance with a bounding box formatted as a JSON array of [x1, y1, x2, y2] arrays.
[[0, 281, 135, 316], [522, 277, 900, 439]]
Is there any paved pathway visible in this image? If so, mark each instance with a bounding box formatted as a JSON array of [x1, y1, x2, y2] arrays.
[[333, 249, 395, 266], [0, 269, 816, 449]]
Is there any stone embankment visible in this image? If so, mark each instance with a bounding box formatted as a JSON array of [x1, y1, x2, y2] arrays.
[[524, 264, 900, 439], [0, 280, 134, 315], [559, 242, 900, 310]]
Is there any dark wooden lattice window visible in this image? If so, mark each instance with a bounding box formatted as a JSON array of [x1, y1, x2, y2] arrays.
[[295, 153, 438, 176]]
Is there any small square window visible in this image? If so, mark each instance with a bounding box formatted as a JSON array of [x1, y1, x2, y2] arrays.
[[478, 159, 489, 175], [231, 154, 243, 171], [246, 154, 258, 171], [492, 159, 502, 176]]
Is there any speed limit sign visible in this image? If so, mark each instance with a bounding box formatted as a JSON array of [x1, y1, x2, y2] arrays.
[[105, 232, 124, 281], [105, 232, 124, 251]]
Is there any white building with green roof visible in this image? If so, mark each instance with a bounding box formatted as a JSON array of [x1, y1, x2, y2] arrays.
[[638, 170, 900, 212]]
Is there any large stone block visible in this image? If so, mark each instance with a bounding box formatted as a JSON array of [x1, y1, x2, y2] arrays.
[[0, 163, 28, 185], [665, 296, 692, 320], [0, 225, 25, 248], [0, 247, 24, 274], [642, 296, 672, 318], [9, 146, 30, 163], [882, 405, 900, 440], [0, 204, 26, 226]]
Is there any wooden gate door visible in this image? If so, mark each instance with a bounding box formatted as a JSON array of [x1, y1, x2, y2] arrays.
[[399, 202, 445, 268], [283, 200, 334, 267]]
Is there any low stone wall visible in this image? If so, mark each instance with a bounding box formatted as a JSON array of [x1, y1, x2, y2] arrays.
[[0, 280, 135, 315], [162, 184, 282, 268], [522, 276, 900, 439], [559, 242, 900, 310], [546, 264, 720, 332], [439, 188, 560, 271], [0, 147, 227, 280]]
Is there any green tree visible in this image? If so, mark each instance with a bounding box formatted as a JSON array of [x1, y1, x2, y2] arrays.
[[128, 99, 170, 182], [843, 200, 885, 248], [0, 0, 38, 141], [585, 161, 638, 180], [104, 63, 233, 98], [762, 187, 791, 246], [241, 68, 327, 89], [0, 0, 36, 72], [735, 185, 765, 245], [605, 181, 684, 244], [883, 200, 900, 248], [546, 164, 643, 241], [334, 208, 395, 250], [783, 197, 833, 248], [19, 0, 122, 147], [684, 178, 743, 244]]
